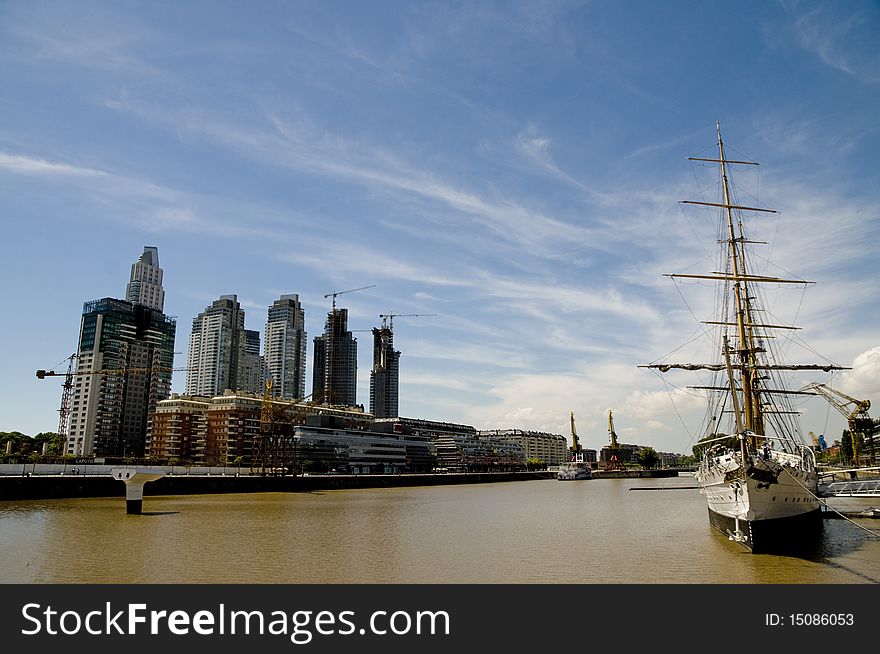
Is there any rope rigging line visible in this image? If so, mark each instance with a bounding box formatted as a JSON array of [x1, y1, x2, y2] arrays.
[[786, 470, 880, 539]]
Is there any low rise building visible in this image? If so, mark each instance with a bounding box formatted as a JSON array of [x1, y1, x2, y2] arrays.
[[295, 424, 435, 474], [477, 428, 569, 466], [149, 391, 369, 465]]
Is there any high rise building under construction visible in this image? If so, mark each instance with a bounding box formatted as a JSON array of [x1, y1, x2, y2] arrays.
[[370, 325, 400, 418], [312, 308, 358, 406]]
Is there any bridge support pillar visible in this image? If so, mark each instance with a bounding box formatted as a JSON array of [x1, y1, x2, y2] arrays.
[[111, 468, 167, 514]]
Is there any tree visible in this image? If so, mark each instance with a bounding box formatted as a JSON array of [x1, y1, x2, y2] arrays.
[[840, 431, 855, 466], [637, 447, 659, 469]]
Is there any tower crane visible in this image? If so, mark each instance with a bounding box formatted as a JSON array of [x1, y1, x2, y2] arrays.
[[319, 285, 374, 405], [378, 313, 437, 331], [800, 382, 875, 465], [36, 362, 188, 444], [323, 284, 376, 311]]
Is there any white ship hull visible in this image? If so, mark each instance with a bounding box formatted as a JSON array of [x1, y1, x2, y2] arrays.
[[557, 462, 591, 480], [697, 448, 822, 551]]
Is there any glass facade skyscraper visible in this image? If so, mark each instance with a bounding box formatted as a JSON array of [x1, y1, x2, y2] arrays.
[[312, 308, 358, 407], [264, 294, 307, 400]]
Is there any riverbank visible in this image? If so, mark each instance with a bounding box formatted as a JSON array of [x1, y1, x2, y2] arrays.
[[0, 467, 682, 501], [0, 470, 556, 500]]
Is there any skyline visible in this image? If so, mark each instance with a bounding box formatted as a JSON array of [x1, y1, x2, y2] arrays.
[[1, 1, 878, 455]]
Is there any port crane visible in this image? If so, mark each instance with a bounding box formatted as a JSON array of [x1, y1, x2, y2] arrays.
[[604, 410, 626, 471], [569, 411, 581, 453], [36, 357, 187, 442], [801, 382, 876, 465]]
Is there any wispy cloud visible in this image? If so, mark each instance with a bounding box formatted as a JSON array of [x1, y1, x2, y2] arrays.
[[0, 152, 106, 178], [783, 1, 880, 84], [103, 97, 616, 263], [1, 3, 164, 77]]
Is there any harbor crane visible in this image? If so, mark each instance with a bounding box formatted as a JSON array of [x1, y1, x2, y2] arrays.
[[604, 410, 627, 471], [323, 285, 376, 311], [569, 411, 581, 452], [801, 382, 876, 465]]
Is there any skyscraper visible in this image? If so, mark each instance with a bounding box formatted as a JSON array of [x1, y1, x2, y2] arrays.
[[66, 299, 176, 457], [370, 325, 400, 418], [185, 295, 259, 397], [242, 328, 262, 394], [264, 294, 307, 400], [312, 308, 358, 406], [66, 246, 175, 457], [126, 246, 165, 311]]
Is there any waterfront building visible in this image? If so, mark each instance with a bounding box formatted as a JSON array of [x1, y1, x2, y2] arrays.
[[264, 294, 307, 400], [66, 298, 176, 457], [186, 295, 258, 397], [295, 424, 435, 474], [125, 246, 165, 312], [312, 308, 358, 407], [369, 325, 400, 418], [477, 428, 569, 466], [148, 395, 210, 463], [434, 433, 526, 472], [373, 416, 478, 438], [149, 392, 369, 465]]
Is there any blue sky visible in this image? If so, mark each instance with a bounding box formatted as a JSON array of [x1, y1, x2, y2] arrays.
[[1, 0, 878, 455]]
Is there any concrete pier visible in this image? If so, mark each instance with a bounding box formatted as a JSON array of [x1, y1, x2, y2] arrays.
[[111, 468, 167, 514]]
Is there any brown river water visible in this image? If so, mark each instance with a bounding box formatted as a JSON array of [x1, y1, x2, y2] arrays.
[[1, 476, 878, 583]]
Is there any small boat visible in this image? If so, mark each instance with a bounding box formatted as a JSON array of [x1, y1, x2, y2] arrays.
[[557, 456, 592, 481], [642, 124, 848, 552]]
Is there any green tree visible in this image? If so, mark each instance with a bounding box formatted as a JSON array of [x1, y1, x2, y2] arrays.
[[840, 431, 855, 466], [637, 447, 659, 469]]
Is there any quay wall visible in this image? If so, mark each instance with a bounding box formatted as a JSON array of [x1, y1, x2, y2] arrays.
[[0, 470, 558, 501]]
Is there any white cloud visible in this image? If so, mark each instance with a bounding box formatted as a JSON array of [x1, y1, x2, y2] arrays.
[[785, 3, 880, 84]]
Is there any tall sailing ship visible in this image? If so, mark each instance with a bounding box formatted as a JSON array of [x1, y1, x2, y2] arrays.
[[643, 124, 847, 552]]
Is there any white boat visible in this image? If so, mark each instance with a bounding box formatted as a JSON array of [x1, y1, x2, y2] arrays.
[[558, 412, 592, 480], [642, 124, 847, 552], [557, 456, 592, 481]]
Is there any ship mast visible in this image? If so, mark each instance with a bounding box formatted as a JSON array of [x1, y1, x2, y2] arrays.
[[639, 125, 851, 450], [717, 123, 762, 438]]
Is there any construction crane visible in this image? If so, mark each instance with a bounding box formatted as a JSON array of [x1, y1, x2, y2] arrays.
[[37, 361, 188, 444], [378, 313, 437, 331], [323, 284, 376, 311], [604, 410, 626, 471], [801, 382, 875, 465], [39, 354, 77, 440], [253, 379, 314, 475]]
